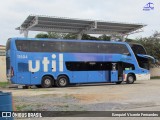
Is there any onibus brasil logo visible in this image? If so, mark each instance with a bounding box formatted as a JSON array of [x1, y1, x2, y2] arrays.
[[143, 2, 154, 11]]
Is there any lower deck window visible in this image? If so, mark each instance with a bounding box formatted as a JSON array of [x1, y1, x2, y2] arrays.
[[66, 62, 112, 71], [66, 62, 135, 71]]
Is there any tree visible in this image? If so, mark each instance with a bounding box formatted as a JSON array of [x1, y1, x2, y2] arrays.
[[48, 32, 63, 39], [35, 33, 49, 38], [98, 34, 111, 41], [82, 34, 99, 40], [136, 31, 160, 61], [63, 33, 77, 39], [125, 38, 135, 42]]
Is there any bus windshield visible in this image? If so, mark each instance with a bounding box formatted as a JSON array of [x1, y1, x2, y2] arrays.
[[129, 44, 147, 55], [130, 43, 149, 69]]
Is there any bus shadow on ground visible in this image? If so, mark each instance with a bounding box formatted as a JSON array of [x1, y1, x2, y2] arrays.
[[5, 82, 144, 90], [67, 82, 143, 88]]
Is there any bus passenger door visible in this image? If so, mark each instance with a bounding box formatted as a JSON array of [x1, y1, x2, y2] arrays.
[[30, 60, 40, 85], [30, 71, 40, 84], [110, 63, 119, 82], [117, 62, 123, 81]]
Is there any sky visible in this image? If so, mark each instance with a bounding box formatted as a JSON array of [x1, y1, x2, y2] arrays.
[[0, 0, 160, 45]]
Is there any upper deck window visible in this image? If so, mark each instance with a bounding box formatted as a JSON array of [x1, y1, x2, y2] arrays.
[[15, 40, 130, 54]]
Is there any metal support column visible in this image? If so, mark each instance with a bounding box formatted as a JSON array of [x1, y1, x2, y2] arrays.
[[77, 33, 82, 40], [110, 34, 116, 41], [121, 35, 126, 42], [121, 36, 125, 42], [24, 31, 28, 38]]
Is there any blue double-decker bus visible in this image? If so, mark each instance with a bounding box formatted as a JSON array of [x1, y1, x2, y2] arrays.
[[6, 38, 153, 88]]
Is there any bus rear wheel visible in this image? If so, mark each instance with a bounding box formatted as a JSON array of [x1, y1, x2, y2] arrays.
[[41, 76, 53, 88], [56, 75, 69, 87], [126, 74, 135, 84]]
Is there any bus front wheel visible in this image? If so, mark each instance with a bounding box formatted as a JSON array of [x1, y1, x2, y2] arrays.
[[56, 75, 69, 87], [41, 76, 53, 88], [126, 74, 135, 84]]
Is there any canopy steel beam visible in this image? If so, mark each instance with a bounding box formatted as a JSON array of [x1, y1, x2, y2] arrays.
[[77, 21, 97, 39], [16, 15, 146, 40]]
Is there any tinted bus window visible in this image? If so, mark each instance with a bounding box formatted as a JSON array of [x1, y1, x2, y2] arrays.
[[6, 57, 10, 69], [6, 39, 11, 50], [16, 40, 61, 52], [130, 44, 148, 69], [15, 40, 129, 54], [98, 43, 129, 54], [47, 41, 61, 52], [61, 42, 81, 52], [18, 63, 29, 72], [66, 62, 112, 71], [81, 42, 98, 53], [30, 41, 42, 52], [130, 44, 146, 54], [16, 40, 30, 52], [98, 43, 109, 53]]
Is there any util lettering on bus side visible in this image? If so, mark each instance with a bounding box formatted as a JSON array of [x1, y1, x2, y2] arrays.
[[28, 54, 63, 72]]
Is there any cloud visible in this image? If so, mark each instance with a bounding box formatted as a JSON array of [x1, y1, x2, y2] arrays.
[[0, 0, 160, 45]]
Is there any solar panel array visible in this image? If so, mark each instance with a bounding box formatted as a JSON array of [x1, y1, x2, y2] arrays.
[[16, 15, 145, 35]]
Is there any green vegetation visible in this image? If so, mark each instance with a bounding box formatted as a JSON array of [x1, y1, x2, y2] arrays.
[[0, 82, 9, 88], [64, 94, 71, 99], [35, 32, 111, 41], [151, 76, 160, 79], [136, 32, 160, 61], [16, 104, 33, 111], [63, 104, 69, 108], [16, 105, 27, 111]]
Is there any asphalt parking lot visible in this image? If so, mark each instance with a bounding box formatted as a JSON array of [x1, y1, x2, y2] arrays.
[[1, 79, 160, 119]]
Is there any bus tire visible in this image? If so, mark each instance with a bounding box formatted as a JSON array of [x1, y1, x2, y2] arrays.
[[56, 75, 69, 87], [41, 76, 53, 88], [116, 81, 122, 84], [126, 74, 135, 84]]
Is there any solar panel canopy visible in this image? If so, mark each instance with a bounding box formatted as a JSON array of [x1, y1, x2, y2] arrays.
[[16, 15, 146, 37]]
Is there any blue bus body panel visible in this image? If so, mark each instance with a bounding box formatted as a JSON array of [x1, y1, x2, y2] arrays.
[[14, 52, 117, 84], [7, 37, 151, 85]]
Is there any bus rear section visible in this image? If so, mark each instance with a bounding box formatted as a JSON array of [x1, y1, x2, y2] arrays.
[[6, 39, 12, 82], [6, 39, 17, 84]]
